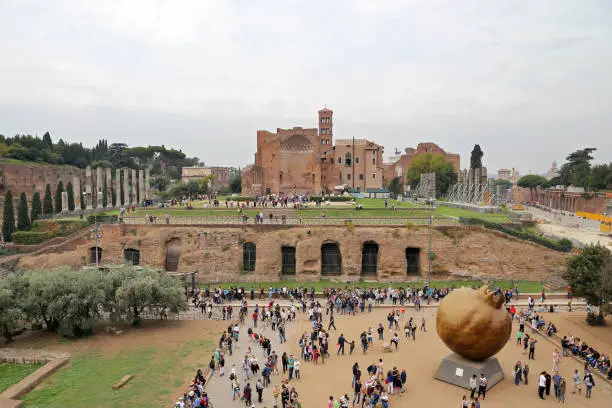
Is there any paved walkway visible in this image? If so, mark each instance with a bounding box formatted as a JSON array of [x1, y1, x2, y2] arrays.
[[203, 314, 304, 408]]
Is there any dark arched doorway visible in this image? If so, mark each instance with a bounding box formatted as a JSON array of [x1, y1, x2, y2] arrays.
[[321, 242, 342, 275], [88, 247, 103, 264], [165, 238, 182, 272], [406, 247, 420, 275], [124, 248, 141, 265], [361, 241, 378, 275]]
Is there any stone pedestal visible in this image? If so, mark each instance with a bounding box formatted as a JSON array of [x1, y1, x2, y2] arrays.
[[434, 353, 504, 390]]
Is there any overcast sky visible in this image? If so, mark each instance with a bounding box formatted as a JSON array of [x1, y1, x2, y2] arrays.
[[1, 0, 611, 174]]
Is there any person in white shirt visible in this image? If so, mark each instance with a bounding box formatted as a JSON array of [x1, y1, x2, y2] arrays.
[[294, 359, 301, 379], [538, 372, 547, 399], [469, 374, 477, 399]]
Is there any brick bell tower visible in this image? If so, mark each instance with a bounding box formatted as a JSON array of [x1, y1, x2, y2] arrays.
[[318, 107, 333, 154]]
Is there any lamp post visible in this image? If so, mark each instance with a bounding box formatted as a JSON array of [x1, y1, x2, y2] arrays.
[[427, 214, 433, 286], [90, 215, 102, 266]]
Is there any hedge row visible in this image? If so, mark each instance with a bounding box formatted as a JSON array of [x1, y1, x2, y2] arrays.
[[309, 196, 353, 202], [459, 217, 573, 253], [12, 231, 54, 245]]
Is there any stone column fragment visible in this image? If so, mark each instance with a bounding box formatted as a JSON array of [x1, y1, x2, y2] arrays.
[[73, 176, 81, 210], [145, 168, 151, 200], [96, 167, 104, 209], [61, 191, 69, 213], [106, 168, 112, 208], [138, 169, 144, 205], [85, 166, 93, 210], [115, 168, 121, 207], [123, 168, 130, 205], [131, 170, 137, 205]]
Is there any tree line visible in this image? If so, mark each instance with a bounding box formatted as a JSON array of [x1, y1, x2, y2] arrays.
[[0, 132, 200, 179], [2, 181, 80, 241], [518, 148, 612, 196], [0, 267, 186, 342]]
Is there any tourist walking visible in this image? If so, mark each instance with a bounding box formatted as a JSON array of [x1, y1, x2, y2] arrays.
[[584, 372, 595, 398], [522, 364, 529, 385], [513, 361, 522, 385], [552, 349, 561, 372], [529, 338, 537, 360], [572, 369, 581, 394], [558, 378, 566, 403], [256, 378, 264, 403]]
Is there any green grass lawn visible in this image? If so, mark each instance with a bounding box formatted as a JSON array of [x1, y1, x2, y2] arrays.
[[23, 339, 214, 408], [96, 198, 508, 223], [0, 363, 43, 393], [201, 278, 549, 293]]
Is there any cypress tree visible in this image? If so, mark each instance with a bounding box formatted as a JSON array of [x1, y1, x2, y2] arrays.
[[31, 192, 42, 222], [102, 181, 108, 208], [66, 182, 75, 211], [2, 190, 16, 241], [43, 184, 54, 215], [17, 192, 31, 231], [80, 188, 85, 210], [112, 187, 117, 207], [54, 181, 64, 214]]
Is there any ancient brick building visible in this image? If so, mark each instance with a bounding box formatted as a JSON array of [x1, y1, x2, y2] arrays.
[[15, 224, 568, 283], [383, 142, 460, 183], [242, 108, 384, 196]]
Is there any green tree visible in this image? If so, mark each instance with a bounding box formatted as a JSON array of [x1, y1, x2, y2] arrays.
[[2, 190, 15, 242], [493, 179, 513, 190], [43, 184, 54, 215], [0, 279, 25, 342], [470, 144, 484, 169], [591, 163, 612, 190], [66, 182, 75, 211], [405, 154, 457, 197], [114, 269, 185, 325], [198, 174, 216, 194], [42, 131, 53, 149], [80, 188, 86, 210], [564, 243, 612, 323], [54, 181, 64, 213], [17, 192, 31, 231], [558, 148, 596, 190], [30, 192, 42, 222], [112, 187, 117, 207], [517, 174, 548, 202], [230, 173, 242, 194], [388, 176, 403, 198]]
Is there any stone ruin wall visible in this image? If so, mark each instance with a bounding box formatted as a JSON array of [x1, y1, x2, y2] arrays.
[[15, 224, 568, 283], [0, 163, 85, 214]]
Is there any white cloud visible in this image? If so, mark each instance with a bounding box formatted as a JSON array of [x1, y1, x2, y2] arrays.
[[0, 0, 610, 172]]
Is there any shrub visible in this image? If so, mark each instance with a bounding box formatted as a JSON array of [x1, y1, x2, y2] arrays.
[[2, 189, 16, 241], [459, 218, 573, 252], [586, 312, 605, 326], [12, 231, 53, 245]]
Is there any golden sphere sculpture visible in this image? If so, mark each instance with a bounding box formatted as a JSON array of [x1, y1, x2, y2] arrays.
[[436, 285, 512, 361]]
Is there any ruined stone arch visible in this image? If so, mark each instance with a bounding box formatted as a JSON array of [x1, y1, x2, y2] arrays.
[[165, 238, 182, 272], [88, 246, 103, 264]]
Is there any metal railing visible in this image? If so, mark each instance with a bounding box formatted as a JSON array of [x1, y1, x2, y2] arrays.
[[122, 216, 459, 226]]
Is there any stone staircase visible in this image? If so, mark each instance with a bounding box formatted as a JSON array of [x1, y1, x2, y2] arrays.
[[543, 274, 568, 291]]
